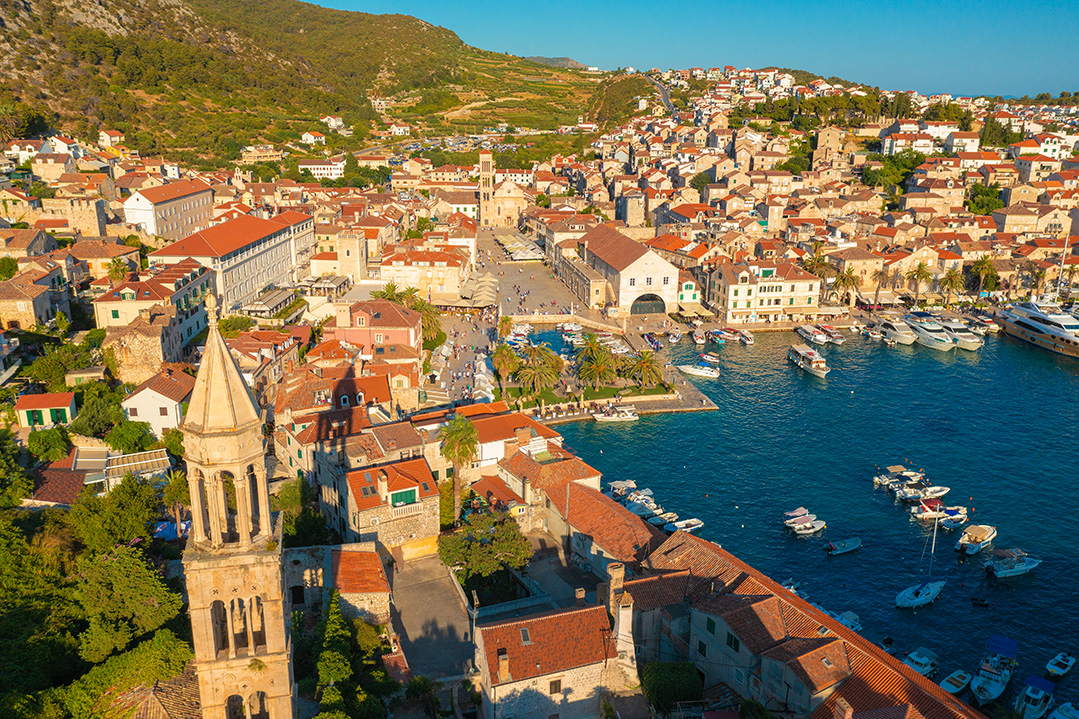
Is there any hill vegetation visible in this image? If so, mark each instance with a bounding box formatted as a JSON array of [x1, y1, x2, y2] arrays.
[[525, 56, 591, 70]]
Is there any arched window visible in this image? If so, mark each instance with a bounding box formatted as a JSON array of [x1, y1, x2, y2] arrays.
[[231, 597, 250, 652], [211, 600, 229, 656], [219, 471, 238, 543], [246, 464, 261, 535], [249, 691, 270, 719], [226, 695, 245, 719]]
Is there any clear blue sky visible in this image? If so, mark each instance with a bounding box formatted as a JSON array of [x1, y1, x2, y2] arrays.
[[313, 0, 1077, 98]]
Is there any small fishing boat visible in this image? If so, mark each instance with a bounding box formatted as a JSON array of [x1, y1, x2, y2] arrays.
[[785, 513, 817, 527], [985, 548, 1042, 578], [739, 329, 755, 345], [692, 329, 707, 345], [970, 635, 1019, 706], [1047, 652, 1075, 678], [593, 405, 640, 423], [625, 501, 663, 519], [956, 525, 997, 554], [903, 647, 941, 678], [647, 511, 679, 527], [816, 324, 846, 345], [826, 538, 862, 555], [667, 329, 683, 344], [700, 351, 722, 364], [790, 519, 827, 535], [1048, 704, 1079, 719], [677, 363, 720, 378], [797, 324, 829, 345], [788, 344, 831, 378], [873, 465, 924, 487], [604, 480, 636, 499], [940, 669, 973, 694], [665, 518, 704, 534], [1014, 676, 1055, 719], [713, 328, 739, 342], [941, 515, 968, 531]]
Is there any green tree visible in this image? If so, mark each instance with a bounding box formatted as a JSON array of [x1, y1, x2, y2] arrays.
[[161, 469, 189, 530], [0, 256, 18, 280], [871, 266, 891, 306], [105, 419, 154, 454], [67, 473, 160, 554], [905, 261, 933, 307], [75, 545, 183, 663], [689, 171, 712, 196], [54, 311, 70, 337], [0, 429, 32, 506], [831, 266, 860, 306], [437, 512, 533, 581], [69, 397, 124, 437], [967, 184, 1004, 215], [627, 350, 664, 389], [405, 676, 440, 718], [107, 257, 130, 284], [27, 426, 72, 463], [439, 414, 478, 528], [497, 315, 513, 339], [938, 267, 965, 306], [578, 352, 616, 390], [317, 590, 353, 690], [160, 427, 185, 458], [490, 343, 519, 396]]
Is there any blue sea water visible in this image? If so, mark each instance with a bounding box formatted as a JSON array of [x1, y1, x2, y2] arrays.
[[543, 328, 1079, 695]]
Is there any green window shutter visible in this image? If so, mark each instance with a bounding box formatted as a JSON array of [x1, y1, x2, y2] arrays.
[[111, 310, 119, 319]]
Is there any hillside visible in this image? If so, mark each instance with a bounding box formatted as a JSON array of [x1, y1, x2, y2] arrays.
[[525, 56, 590, 70], [0, 0, 629, 167]]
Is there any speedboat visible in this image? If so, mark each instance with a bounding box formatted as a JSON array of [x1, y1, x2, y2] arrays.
[[739, 329, 755, 345], [788, 344, 830, 378], [956, 525, 997, 554], [1047, 652, 1075, 678], [826, 537, 861, 555], [605, 480, 636, 499], [692, 329, 707, 345], [667, 329, 683, 344], [985, 548, 1042, 578], [941, 515, 968, 531], [911, 498, 967, 521], [996, 301, 1079, 359], [700, 351, 722, 364], [970, 635, 1019, 706], [879, 318, 917, 345], [625, 501, 663, 519], [1049, 704, 1079, 719], [903, 647, 941, 678], [906, 312, 956, 351], [896, 482, 951, 502], [940, 319, 984, 350], [664, 518, 703, 533], [676, 363, 720, 378], [716, 328, 740, 342], [790, 518, 826, 535], [940, 669, 973, 694], [797, 324, 829, 345], [896, 579, 947, 608], [1015, 676, 1055, 719], [706, 329, 726, 344], [816, 324, 846, 344], [593, 406, 640, 422], [873, 465, 924, 487]]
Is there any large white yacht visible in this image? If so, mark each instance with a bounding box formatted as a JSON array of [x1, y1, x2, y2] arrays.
[[878, 318, 917, 345], [997, 301, 1079, 359], [939, 319, 984, 351], [905, 312, 955, 351]]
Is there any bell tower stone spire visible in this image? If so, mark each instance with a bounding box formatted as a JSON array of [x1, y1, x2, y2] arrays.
[[182, 293, 295, 719]]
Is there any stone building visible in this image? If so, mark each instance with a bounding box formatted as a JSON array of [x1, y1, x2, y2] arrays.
[[339, 457, 441, 559], [103, 304, 185, 384], [180, 293, 296, 719], [281, 544, 391, 625], [479, 150, 494, 227]]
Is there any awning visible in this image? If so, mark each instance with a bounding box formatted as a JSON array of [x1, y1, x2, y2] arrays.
[[679, 302, 713, 317], [988, 635, 1018, 658], [858, 290, 903, 305]]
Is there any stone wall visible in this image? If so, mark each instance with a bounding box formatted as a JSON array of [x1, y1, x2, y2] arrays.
[[37, 198, 107, 235], [486, 662, 607, 719], [348, 495, 440, 553]]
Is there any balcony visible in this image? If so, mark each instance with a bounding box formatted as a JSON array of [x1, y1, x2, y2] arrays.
[[391, 502, 424, 519]]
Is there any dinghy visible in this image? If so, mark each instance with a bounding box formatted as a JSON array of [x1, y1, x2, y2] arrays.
[[826, 538, 862, 555]]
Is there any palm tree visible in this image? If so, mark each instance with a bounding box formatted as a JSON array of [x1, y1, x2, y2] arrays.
[[439, 413, 478, 528], [107, 257, 130, 285], [515, 361, 558, 396], [628, 350, 664, 389], [578, 353, 616, 390], [938, 267, 964, 307], [890, 267, 903, 290], [574, 332, 609, 364], [490, 343, 519, 396], [371, 282, 403, 303], [905, 261, 932, 307], [411, 298, 443, 343], [162, 469, 189, 532], [831, 266, 860, 307], [1064, 262, 1078, 297], [497, 315, 513, 339], [971, 256, 994, 304], [871, 266, 890, 307]]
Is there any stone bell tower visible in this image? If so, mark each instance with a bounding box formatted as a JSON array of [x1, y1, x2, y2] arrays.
[[479, 149, 494, 227], [182, 294, 295, 719]]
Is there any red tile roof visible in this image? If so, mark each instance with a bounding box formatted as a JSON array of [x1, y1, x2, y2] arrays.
[[32, 466, 85, 505], [134, 179, 211, 204], [15, 392, 75, 410], [547, 483, 664, 565], [332, 550, 390, 594], [150, 214, 302, 259]]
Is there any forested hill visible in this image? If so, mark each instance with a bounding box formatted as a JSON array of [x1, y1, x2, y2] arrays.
[[0, 0, 610, 167]]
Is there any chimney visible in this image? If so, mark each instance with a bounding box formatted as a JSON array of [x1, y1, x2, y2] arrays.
[[514, 427, 531, 447], [497, 648, 511, 683], [377, 470, 388, 501], [334, 301, 352, 329], [833, 697, 853, 719], [608, 562, 625, 596], [575, 587, 586, 606]]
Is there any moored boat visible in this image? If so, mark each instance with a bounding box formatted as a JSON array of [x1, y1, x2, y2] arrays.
[[739, 329, 755, 345], [664, 518, 704, 533], [700, 351, 722, 364], [788, 344, 831, 378], [1049, 704, 1079, 719], [826, 537, 861, 555], [897, 517, 945, 608], [785, 513, 817, 527], [879, 318, 917, 345], [692, 329, 707, 345], [956, 525, 997, 554], [647, 511, 679, 526], [940, 319, 984, 350], [970, 635, 1019, 706], [790, 518, 826, 535], [985, 548, 1042, 578], [906, 312, 956, 351], [874, 465, 924, 487], [676, 363, 720, 378], [996, 301, 1079, 359], [1047, 652, 1075, 678], [593, 405, 640, 422], [667, 329, 683, 344], [903, 647, 941, 677], [816, 324, 846, 344], [896, 482, 951, 502], [1014, 676, 1055, 719], [797, 324, 829, 345], [940, 669, 972, 694], [911, 498, 967, 521]]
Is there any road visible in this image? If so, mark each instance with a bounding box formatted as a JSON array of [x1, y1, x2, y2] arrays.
[[646, 75, 675, 113]]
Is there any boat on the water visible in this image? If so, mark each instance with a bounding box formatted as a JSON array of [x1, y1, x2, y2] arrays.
[[906, 312, 956, 351], [816, 324, 846, 344], [593, 405, 640, 423], [985, 548, 1042, 578], [911, 498, 967, 521], [676, 363, 720, 378], [692, 329, 707, 345], [667, 329, 683, 344], [826, 538, 861, 555], [941, 515, 968, 531], [1047, 652, 1075, 678], [788, 344, 831, 378], [790, 518, 826, 535], [903, 647, 940, 678], [605, 480, 636, 499], [1049, 704, 1079, 719], [874, 465, 924, 487], [970, 635, 1019, 706], [797, 324, 830, 345], [700, 351, 722, 364], [739, 329, 755, 345], [1014, 676, 1056, 719], [715, 328, 740, 342], [785, 513, 817, 527], [647, 511, 679, 526], [996, 301, 1079, 359], [896, 482, 951, 502], [664, 518, 704, 534], [940, 669, 972, 694], [897, 517, 946, 608], [879, 318, 918, 345], [956, 525, 997, 554], [940, 319, 984, 350]]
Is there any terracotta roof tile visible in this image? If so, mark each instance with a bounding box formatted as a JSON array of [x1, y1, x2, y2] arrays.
[[332, 550, 390, 594]]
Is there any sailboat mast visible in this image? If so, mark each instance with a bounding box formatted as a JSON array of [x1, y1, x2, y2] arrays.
[[929, 517, 938, 578]]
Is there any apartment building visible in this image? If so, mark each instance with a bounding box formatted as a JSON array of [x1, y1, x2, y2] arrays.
[[122, 180, 213, 240], [93, 258, 211, 344], [709, 261, 822, 324]]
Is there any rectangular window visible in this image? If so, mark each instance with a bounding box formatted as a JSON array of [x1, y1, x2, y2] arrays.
[[520, 628, 531, 645], [159, 407, 168, 416], [549, 680, 562, 695], [297, 450, 302, 459], [111, 310, 119, 319], [646, 277, 652, 285], [727, 632, 740, 652], [697, 640, 707, 657], [663, 276, 669, 285], [629, 278, 635, 286], [390, 489, 417, 505], [129, 407, 138, 417], [733, 289, 739, 297], [706, 617, 716, 635]]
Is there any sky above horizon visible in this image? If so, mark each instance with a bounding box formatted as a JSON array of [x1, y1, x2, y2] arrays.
[[315, 0, 1077, 98]]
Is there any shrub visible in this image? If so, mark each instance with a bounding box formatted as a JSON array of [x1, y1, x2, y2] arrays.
[[641, 662, 703, 714]]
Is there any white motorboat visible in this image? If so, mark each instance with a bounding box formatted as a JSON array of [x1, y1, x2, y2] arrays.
[[665, 518, 704, 534], [911, 498, 967, 521], [970, 635, 1019, 706], [903, 647, 940, 678], [593, 406, 640, 422], [1014, 676, 1055, 719], [559, 322, 582, 332], [996, 301, 1079, 359], [623, 488, 653, 502], [940, 669, 973, 694], [940, 515, 968, 531], [826, 538, 861, 555], [956, 525, 997, 554], [1049, 704, 1079, 719], [874, 465, 924, 487], [785, 513, 817, 527], [940, 319, 984, 350], [676, 363, 720, 378], [816, 324, 846, 345], [625, 501, 663, 518], [896, 482, 951, 502], [985, 548, 1042, 578], [788, 344, 830, 378], [700, 351, 722, 364], [797, 324, 829, 345], [668, 329, 683, 344], [739, 329, 755, 345], [692, 329, 707, 345], [879, 318, 918, 345], [647, 511, 679, 526], [906, 312, 956, 351], [790, 519, 826, 535], [1047, 652, 1075, 678], [897, 517, 946, 608]]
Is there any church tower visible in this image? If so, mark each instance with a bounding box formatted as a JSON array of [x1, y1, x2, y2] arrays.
[[479, 149, 494, 227], [182, 294, 295, 719]]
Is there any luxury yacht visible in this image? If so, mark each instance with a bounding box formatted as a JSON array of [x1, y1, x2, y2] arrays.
[[905, 312, 955, 351], [996, 301, 1079, 359], [939, 319, 984, 351], [878, 318, 917, 345]]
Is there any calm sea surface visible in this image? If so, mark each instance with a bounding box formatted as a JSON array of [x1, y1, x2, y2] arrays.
[[539, 327, 1079, 696]]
